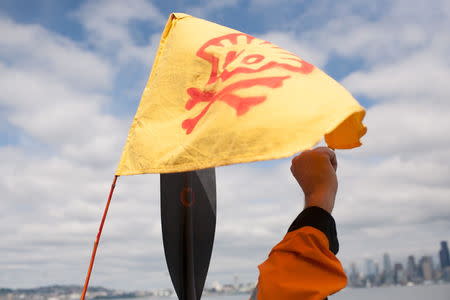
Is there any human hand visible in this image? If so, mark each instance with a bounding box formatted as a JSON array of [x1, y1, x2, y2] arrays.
[[290, 147, 338, 214]]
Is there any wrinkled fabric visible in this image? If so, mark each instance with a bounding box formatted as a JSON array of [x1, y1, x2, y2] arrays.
[[116, 13, 366, 175], [257, 226, 347, 300]]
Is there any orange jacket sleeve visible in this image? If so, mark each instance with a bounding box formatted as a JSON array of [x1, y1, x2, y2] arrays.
[[255, 207, 347, 300]]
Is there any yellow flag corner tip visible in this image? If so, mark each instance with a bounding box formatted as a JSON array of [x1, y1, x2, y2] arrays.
[[325, 107, 367, 149], [171, 12, 191, 19]]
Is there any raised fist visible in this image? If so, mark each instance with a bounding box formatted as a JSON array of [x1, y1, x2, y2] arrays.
[[290, 147, 338, 213]]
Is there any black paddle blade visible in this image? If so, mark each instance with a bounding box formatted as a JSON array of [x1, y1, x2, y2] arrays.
[[160, 168, 216, 300]]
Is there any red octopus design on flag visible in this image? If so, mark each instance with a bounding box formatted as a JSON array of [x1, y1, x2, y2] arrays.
[[182, 33, 314, 134]]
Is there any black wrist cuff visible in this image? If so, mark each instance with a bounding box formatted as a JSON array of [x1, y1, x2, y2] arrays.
[[288, 206, 339, 254]]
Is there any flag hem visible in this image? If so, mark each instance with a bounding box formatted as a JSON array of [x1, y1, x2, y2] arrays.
[[115, 105, 366, 175]]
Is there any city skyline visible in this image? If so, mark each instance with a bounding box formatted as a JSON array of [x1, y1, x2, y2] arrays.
[[347, 240, 450, 287], [1, 240, 448, 292], [349, 241, 449, 275]]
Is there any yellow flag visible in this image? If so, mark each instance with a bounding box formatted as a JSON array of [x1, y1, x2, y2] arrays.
[[116, 13, 366, 175]]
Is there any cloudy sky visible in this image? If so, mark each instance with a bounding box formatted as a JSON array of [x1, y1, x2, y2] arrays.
[[1, 0, 449, 291]]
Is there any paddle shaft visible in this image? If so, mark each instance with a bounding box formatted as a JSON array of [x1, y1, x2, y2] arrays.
[[183, 172, 197, 300]]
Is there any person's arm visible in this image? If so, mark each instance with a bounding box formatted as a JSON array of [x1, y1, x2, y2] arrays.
[[254, 147, 347, 300]]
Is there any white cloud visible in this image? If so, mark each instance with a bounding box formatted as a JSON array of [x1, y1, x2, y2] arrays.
[[0, 15, 133, 168], [341, 38, 450, 102], [350, 101, 450, 156], [0, 18, 112, 91], [0, 8, 166, 290], [0, 65, 128, 166], [258, 31, 328, 67], [74, 0, 164, 63], [0, 144, 166, 288]]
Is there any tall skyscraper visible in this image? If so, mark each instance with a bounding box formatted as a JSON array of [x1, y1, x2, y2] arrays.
[[406, 255, 417, 282], [383, 253, 394, 284], [439, 241, 450, 269], [365, 258, 376, 276], [349, 262, 362, 287], [350, 262, 359, 277], [383, 253, 392, 273], [419, 256, 434, 281]]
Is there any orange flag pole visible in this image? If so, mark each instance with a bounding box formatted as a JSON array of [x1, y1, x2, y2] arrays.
[[80, 175, 119, 300]]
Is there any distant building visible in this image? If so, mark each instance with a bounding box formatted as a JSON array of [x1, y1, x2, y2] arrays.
[[439, 241, 450, 269], [442, 266, 450, 282], [349, 262, 363, 287], [383, 253, 394, 285], [394, 263, 407, 285], [406, 255, 416, 281], [383, 253, 392, 274], [419, 256, 434, 282], [373, 262, 383, 286], [365, 258, 376, 277], [363, 258, 377, 287]]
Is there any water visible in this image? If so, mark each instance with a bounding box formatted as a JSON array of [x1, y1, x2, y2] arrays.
[[115, 284, 450, 299], [331, 284, 450, 300]]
